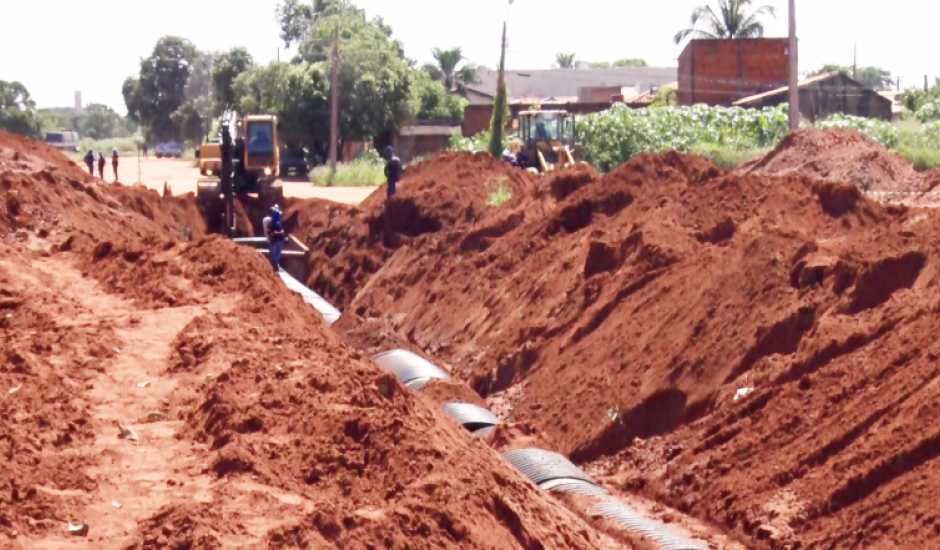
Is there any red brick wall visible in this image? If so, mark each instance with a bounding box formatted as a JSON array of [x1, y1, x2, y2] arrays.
[[678, 39, 789, 106]]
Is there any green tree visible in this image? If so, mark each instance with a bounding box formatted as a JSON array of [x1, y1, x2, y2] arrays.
[[276, 0, 353, 48], [410, 71, 467, 124], [900, 78, 940, 112], [489, 24, 509, 157], [813, 64, 894, 91], [123, 36, 200, 142], [233, 61, 331, 147], [675, 0, 776, 44], [172, 53, 216, 143], [0, 81, 43, 139], [212, 47, 254, 113], [424, 47, 478, 92], [650, 86, 678, 107], [294, 3, 412, 142], [81, 104, 121, 139], [613, 58, 648, 67], [590, 58, 649, 69], [555, 53, 576, 69]]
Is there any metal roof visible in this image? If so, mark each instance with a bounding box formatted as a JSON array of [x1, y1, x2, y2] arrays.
[[467, 67, 678, 101]]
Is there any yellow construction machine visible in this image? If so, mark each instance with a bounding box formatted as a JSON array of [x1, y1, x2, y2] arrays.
[[197, 141, 222, 176], [509, 109, 577, 173], [197, 112, 283, 235]]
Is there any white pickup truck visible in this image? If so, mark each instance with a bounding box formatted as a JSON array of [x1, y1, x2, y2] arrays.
[[45, 130, 81, 152]]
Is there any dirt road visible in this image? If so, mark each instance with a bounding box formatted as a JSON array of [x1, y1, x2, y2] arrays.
[[100, 155, 377, 205]]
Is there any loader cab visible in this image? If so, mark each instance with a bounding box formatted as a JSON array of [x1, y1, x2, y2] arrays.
[[519, 110, 574, 148], [513, 110, 577, 173]]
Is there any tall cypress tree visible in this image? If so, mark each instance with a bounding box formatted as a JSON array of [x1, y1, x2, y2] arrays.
[[488, 23, 508, 157]]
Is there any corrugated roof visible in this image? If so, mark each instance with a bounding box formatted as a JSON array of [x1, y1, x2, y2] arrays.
[[732, 72, 845, 105], [466, 67, 678, 101]]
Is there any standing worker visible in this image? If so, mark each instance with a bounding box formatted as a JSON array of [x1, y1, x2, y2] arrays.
[[111, 148, 119, 181], [84, 149, 95, 176], [383, 146, 402, 199], [97, 152, 106, 179], [142, 143, 148, 159], [262, 205, 286, 273]]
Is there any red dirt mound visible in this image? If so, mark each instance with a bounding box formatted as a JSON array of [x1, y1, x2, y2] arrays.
[[2, 133, 634, 549], [0, 128, 90, 181], [742, 128, 920, 192], [0, 258, 100, 539], [285, 151, 538, 308], [344, 147, 940, 549]]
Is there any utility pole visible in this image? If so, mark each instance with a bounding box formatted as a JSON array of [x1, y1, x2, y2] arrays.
[[788, 0, 799, 132], [328, 26, 340, 185], [926, 75, 930, 92], [853, 43, 857, 80], [897, 77, 901, 92]]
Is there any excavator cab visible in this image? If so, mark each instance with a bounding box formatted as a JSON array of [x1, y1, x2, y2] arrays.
[[510, 110, 576, 173], [197, 112, 284, 235], [238, 116, 280, 184]]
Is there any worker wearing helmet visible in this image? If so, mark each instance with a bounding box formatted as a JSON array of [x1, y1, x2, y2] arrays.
[[383, 146, 402, 199], [112, 148, 119, 181], [84, 150, 95, 176], [262, 204, 286, 273]]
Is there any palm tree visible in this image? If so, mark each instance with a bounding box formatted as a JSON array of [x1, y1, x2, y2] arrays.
[[425, 47, 479, 92], [555, 53, 576, 69], [674, 0, 776, 45]]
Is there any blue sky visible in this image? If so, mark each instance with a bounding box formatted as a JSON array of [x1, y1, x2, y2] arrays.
[[3, 0, 936, 112]]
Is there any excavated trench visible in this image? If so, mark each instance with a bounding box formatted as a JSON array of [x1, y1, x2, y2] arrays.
[[262, 254, 716, 549]]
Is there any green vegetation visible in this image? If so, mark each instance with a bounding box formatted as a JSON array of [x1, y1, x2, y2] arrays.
[[576, 105, 940, 172], [689, 143, 769, 169], [39, 103, 136, 140], [309, 151, 385, 187], [212, 47, 255, 113], [450, 130, 492, 153], [554, 53, 576, 69], [410, 71, 467, 125], [592, 59, 649, 68], [79, 137, 143, 155], [486, 178, 512, 206], [123, 36, 203, 143], [576, 104, 789, 171], [489, 24, 509, 157], [650, 86, 678, 107], [0, 81, 43, 139], [423, 47, 479, 93], [675, 0, 776, 44]]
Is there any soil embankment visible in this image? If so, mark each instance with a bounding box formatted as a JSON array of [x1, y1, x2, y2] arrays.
[[307, 129, 940, 549], [0, 128, 626, 549]]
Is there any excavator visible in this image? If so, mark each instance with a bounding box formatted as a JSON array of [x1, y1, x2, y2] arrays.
[[197, 111, 283, 235], [508, 109, 577, 173]]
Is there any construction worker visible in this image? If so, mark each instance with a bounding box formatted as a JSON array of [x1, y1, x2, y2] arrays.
[[142, 143, 148, 158], [383, 146, 402, 199], [262, 205, 286, 273], [84, 150, 95, 176], [97, 152, 106, 179], [112, 148, 119, 181]]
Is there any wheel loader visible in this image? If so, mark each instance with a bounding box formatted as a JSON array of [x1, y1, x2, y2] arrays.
[[197, 112, 283, 235], [508, 109, 577, 173]]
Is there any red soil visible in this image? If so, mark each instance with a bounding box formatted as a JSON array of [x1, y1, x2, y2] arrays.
[[285, 151, 537, 308], [742, 127, 922, 192], [329, 133, 940, 549], [1, 129, 626, 549]]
